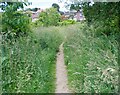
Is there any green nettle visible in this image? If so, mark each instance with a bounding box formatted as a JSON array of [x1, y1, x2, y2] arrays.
[[38, 8, 61, 26]]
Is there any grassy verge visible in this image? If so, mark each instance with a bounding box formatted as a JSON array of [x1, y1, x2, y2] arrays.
[[2, 26, 63, 93], [63, 23, 118, 93]]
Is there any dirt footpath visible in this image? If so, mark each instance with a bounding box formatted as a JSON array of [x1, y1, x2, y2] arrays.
[[55, 42, 71, 93]]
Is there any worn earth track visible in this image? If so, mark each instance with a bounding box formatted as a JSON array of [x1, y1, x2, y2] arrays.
[[55, 42, 70, 93]]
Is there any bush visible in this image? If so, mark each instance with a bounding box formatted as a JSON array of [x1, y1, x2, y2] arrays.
[[58, 19, 76, 26], [2, 10, 31, 39], [31, 20, 43, 27], [92, 20, 119, 36], [38, 8, 61, 26], [83, 2, 119, 36]]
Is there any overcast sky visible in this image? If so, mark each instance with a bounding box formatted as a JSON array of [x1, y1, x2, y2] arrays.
[[25, 0, 68, 11]]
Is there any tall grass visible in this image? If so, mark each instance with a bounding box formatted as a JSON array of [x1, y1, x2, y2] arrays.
[[63, 23, 118, 93], [1, 26, 63, 93], [1, 22, 118, 93]]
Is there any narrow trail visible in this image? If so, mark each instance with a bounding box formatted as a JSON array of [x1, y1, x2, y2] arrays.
[[55, 42, 70, 93]]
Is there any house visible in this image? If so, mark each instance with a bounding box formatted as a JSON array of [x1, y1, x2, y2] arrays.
[[31, 8, 43, 19], [61, 9, 85, 21], [31, 8, 44, 22], [74, 9, 85, 21], [64, 10, 76, 19]]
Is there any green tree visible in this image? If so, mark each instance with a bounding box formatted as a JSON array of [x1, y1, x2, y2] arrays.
[[70, 3, 81, 11], [52, 3, 60, 12], [82, 2, 120, 35], [38, 8, 61, 26], [0, 1, 31, 38], [0, 1, 29, 11], [31, 7, 38, 12]]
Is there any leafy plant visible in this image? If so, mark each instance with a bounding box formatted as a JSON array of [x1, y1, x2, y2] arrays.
[[82, 2, 120, 35], [38, 8, 61, 27], [1, 2, 31, 38]]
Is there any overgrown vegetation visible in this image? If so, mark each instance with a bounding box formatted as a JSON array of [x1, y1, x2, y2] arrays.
[[63, 23, 118, 93], [82, 2, 119, 35], [1, 1, 119, 94], [38, 8, 61, 27], [61, 2, 119, 93], [1, 2, 31, 38], [2, 27, 63, 93]]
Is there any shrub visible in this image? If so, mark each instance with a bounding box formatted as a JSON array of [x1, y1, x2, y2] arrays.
[[1, 2, 31, 39], [92, 20, 119, 36], [31, 20, 43, 27], [83, 2, 119, 35], [58, 19, 76, 26], [2, 11, 31, 38], [38, 8, 61, 26]]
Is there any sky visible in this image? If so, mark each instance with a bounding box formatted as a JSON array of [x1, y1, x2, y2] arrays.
[[25, 0, 68, 11]]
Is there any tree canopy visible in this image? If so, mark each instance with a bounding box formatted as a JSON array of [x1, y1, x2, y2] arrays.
[[82, 2, 120, 35], [0, 1, 30, 11], [0, 1, 31, 38], [52, 3, 60, 11]]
